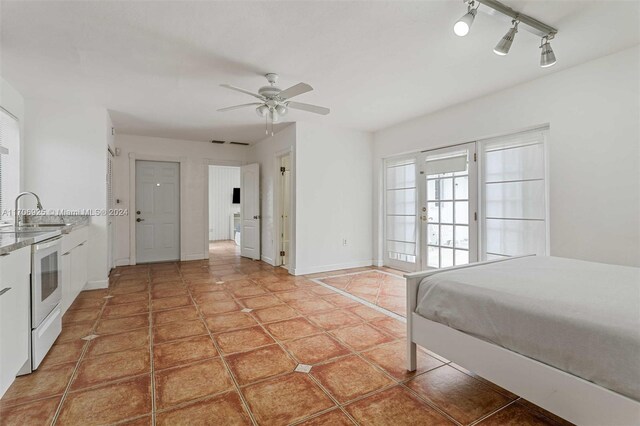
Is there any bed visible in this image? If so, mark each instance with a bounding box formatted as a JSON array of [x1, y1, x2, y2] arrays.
[[405, 256, 640, 426]]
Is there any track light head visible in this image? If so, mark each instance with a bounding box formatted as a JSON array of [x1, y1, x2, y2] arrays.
[[454, 3, 477, 37], [494, 21, 518, 56], [540, 36, 557, 68]]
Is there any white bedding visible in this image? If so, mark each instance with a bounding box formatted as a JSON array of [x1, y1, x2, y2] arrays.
[[416, 256, 640, 401]]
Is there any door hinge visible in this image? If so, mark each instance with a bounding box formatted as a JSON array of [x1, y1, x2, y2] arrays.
[[280, 166, 286, 175], [473, 153, 477, 162], [474, 212, 478, 221], [280, 250, 285, 256]]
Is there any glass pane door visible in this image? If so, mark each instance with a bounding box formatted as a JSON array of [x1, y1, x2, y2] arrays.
[[419, 143, 477, 269], [384, 157, 417, 270], [479, 128, 548, 260]]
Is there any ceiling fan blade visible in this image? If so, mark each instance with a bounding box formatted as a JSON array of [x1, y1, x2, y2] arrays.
[[278, 83, 313, 100], [287, 101, 330, 115], [220, 84, 264, 100], [217, 103, 263, 112]]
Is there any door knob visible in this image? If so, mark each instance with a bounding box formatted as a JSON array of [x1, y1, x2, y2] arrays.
[[136, 218, 144, 222], [136, 210, 141, 215], [253, 215, 258, 219]]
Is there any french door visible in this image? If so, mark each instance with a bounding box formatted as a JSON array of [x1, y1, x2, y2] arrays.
[[417, 143, 478, 269], [383, 128, 548, 271]]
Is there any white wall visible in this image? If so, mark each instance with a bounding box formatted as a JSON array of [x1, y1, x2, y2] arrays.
[[23, 99, 111, 286], [208, 165, 240, 241], [373, 46, 640, 267], [247, 123, 297, 267], [113, 134, 247, 265], [294, 121, 373, 274]]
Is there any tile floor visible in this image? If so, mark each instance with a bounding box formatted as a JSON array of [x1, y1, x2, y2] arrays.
[[0, 241, 572, 426], [314, 271, 407, 317]]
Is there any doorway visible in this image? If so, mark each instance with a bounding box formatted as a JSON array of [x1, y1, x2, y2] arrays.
[[135, 160, 180, 263], [208, 165, 241, 248], [417, 143, 478, 269], [277, 153, 292, 269]]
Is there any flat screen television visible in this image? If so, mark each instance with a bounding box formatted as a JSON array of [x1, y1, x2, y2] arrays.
[[232, 187, 240, 204]]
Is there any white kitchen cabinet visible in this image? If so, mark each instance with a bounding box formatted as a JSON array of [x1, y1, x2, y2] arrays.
[[71, 241, 88, 297], [60, 228, 89, 315], [60, 248, 72, 313], [0, 246, 31, 397]]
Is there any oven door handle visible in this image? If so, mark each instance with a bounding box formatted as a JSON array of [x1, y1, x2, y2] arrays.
[[33, 236, 62, 251]]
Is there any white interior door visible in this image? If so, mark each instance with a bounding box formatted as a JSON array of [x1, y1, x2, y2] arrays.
[[418, 143, 478, 269], [135, 160, 180, 263], [241, 163, 260, 260]]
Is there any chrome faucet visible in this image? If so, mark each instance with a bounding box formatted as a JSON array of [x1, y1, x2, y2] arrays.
[[14, 192, 44, 228]]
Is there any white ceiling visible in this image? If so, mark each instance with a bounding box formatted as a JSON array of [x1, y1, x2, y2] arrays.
[[1, 1, 638, 144]]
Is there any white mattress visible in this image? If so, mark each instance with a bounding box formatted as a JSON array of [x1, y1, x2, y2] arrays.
[[416, 256, 640, 401]]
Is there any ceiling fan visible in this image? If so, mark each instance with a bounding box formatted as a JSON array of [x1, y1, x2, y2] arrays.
[[218, 73, 330, 135]]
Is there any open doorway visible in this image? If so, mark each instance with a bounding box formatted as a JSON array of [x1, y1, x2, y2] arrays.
[[277, 153, 292, 269], [208, 165, 241, 258]]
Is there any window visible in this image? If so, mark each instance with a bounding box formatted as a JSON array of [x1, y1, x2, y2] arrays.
[[479, 128, 548, 260], [384, 157, 417, 268], [0, 108, 20, 220]]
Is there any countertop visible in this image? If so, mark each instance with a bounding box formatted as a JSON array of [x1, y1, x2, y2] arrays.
[[0, 216, 90, 256]]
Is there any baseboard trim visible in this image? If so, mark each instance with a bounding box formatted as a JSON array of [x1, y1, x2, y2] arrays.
[[84, 279, 108, 290], [261, 256, 275, 266], [291, 260, 373, 276], [182, 253, 207, 262], [115, 258, 131, 267], [373, 259, 384, 267]]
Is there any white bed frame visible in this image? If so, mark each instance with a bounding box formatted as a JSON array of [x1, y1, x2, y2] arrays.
[[405, 258, 640, 426]]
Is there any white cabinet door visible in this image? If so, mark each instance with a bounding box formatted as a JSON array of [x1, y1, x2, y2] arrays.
[[0, 247, 31, 397], [60, 230, 88, 314], [73, 242, 88, 295], [60, 247, 73, 314]]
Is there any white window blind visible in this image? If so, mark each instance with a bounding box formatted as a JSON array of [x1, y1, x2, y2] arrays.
[[480, 128, 548, 260], [384, 157, 417, 266], [0, 109, 20, 217]]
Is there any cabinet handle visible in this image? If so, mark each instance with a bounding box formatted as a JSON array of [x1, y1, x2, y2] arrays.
[[0, 287, 11, 296]]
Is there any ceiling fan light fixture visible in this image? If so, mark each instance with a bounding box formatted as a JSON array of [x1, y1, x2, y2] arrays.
[[255, 105, 269, 117], [454, 3, 477, 37], [540, 36, 557, 67], [270, 109, 280, 123], [275, 104, 288, 116], [494, 21, 518, 55]]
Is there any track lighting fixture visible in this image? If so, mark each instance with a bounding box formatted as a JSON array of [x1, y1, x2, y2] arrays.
[[455, 0, 558, 68], [454, 1, 477, 37], [539, 36, 557, 68], [493, 20, 518, 56]]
